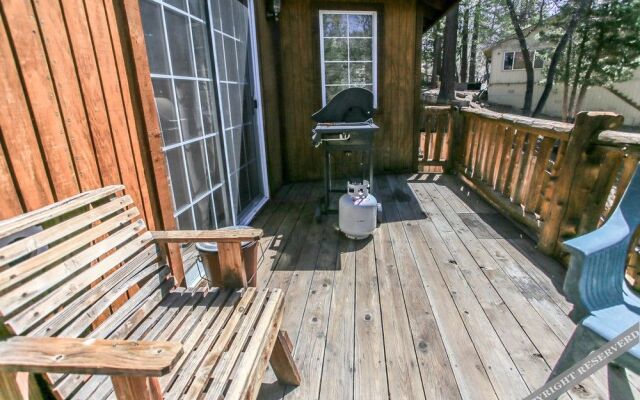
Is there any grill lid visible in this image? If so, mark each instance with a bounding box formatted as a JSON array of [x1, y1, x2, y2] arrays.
[[312, 88, 375, 123]]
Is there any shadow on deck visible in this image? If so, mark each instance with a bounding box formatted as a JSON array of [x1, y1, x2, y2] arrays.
[[252, 173, 640, 400]]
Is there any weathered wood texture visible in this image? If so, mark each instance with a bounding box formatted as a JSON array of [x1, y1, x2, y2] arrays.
[[421, 106, 640, 271], [0, 0, 185, 281], [274, 0, 422, 181], [253, 176, 640, 400], [0, 187, 294, 399]]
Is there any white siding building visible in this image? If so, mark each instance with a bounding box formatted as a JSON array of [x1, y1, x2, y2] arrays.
[[484, 31, 640, 127]]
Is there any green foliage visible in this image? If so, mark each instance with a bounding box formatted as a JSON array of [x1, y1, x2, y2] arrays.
[[540, 0, 640, 87]]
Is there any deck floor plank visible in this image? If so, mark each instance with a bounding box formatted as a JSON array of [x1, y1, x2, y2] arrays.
[[253, 175, 639, 400]]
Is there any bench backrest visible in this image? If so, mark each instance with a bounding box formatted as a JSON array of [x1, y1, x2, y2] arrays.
[[0, 186, 169, 338]]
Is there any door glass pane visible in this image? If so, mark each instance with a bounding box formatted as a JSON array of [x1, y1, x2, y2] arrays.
[[185, 141, 208, 198], [175, 80, 203, 140], [152, 78, 180, 145], [199, 82, 219, 134], [141, 0, 266, 241], [192, 21, 212, 78], [165, 148, 190, 209], [348, 14, 372, 36], [194, 195, 213, 229], [323, 14, 347, 36], [140, 0, 169, 74], [165, 10, 194, 76]]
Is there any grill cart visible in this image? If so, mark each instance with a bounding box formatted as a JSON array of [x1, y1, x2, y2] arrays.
[[311, 88, 379, 221]]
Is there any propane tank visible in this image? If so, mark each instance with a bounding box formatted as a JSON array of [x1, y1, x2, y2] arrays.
[[339, 181, 380, 239]]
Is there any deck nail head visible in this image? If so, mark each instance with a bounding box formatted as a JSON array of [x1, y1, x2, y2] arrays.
[[364, 314, 371, 321]]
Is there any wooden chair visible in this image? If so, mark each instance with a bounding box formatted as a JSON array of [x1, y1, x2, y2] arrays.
[[556, 164, 640, 375], [0, 186, 300, 399]]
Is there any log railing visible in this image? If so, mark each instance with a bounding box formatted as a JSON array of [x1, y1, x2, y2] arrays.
[[418, 106, 453, 172], [418, 105, 640, 279]]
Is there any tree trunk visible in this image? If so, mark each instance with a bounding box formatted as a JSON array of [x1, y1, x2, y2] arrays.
[[431, 29, 442, 88], [505, 0, 535, 114], [562, 39, 572, 122], [438, 5, 459, 103], [460, 3, 470, 83], [573, 43, 602, 115], [531, 0, 591, 117], [568, 30, 588, 119], [469, 1, 481, 82]]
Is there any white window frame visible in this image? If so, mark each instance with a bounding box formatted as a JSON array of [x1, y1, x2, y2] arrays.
[[319, 10, 378, 107], [503, 50, 544, 71]]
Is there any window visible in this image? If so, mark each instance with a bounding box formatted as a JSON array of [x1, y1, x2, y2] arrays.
[[503, 50, 544, 70], [319, 11, 377, 105]]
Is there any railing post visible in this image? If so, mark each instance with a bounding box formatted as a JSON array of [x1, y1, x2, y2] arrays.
[[447, 102, 467, 174], [537, 111, 623, 255]]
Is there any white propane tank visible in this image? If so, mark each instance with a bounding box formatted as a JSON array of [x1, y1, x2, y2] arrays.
[[339, 181, 380, 240]]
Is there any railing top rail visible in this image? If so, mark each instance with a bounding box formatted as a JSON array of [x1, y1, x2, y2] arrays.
[[596, 130, 640, 150], [460, 107, 574, 140]]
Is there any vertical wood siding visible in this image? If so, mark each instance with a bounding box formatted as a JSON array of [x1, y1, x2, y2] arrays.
[[0, 0, 154, 224], [270, 0, 420, 181]]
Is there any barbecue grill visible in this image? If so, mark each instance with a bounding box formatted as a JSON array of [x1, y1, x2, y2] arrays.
[[311, 87, 379, 219]]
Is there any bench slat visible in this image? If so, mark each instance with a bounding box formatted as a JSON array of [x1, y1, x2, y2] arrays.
[[0, 195, 133, 268], [205, 289, 274, 399], [7, 232, 155, 335], [32, 254, 162, 338], [0, 185, 124, 241], [184, 288, 265, 399], [0, 208, 140, 294], [53, 276, 173, 399]]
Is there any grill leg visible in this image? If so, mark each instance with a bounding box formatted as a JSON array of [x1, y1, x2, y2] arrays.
[[324, 149, 331, 212]]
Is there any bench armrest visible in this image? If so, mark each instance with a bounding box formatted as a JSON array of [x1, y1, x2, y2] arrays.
[[150, 228, 262, 244], [0, 336, 182, 376]]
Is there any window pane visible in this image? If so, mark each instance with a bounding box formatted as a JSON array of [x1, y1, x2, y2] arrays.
[[175, 80, 203, 140], [324, 38, 348, 61], [224, 36, 239, 82], [184, 141, 208, 198], [192, 21, 212, 78], [348, 14, 372, 37], [140, 0, 169, 74], [350, 62, 372, 84], [228, 84, 242, 126], [326, 85, 350, 102], [166, 10, 194, 76], [349, 38, 372, 61], [213, 188, 227, 227], [199, 82, 219, 134], [219, 0, 235, 35], [166, 0, 186, 10], [152, 78, 180, 145], [166, 148, 190, 209], [323, 14, 347, 37], [325, 62, 348, 85], [177, 209, 194, 230], [188, 0, 205, 18], [534, 52, 544, 68], [513, 51, 525, 69], [194, 194, 213, 229], [206, 136, 225, 186], [503, 52, 514, 70]]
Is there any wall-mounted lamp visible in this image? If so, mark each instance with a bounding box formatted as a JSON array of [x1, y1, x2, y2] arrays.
[[266, 0, 281, 21]]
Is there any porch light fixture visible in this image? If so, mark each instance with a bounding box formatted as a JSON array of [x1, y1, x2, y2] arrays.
[[266, 0, 281, 20]]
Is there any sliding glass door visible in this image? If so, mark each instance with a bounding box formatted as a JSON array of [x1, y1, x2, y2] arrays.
[[140, 0, 268, 233]]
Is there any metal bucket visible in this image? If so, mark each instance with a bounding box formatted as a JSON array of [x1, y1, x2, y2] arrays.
[[195, 225, 258, 287]]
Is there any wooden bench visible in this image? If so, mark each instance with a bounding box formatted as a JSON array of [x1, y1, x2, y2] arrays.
[[0, 186, 300, 399]]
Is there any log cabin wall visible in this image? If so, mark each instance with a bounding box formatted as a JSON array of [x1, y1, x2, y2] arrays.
[[260, 0, 423, 182], [0, 0, 163, 226]]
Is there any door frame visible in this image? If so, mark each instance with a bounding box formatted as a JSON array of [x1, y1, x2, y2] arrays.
[[208, 0, 270, 226], [239, 0, 270, 224]]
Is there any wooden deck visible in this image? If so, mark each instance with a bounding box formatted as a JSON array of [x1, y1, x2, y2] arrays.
[[252, 174, 640, 400]]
